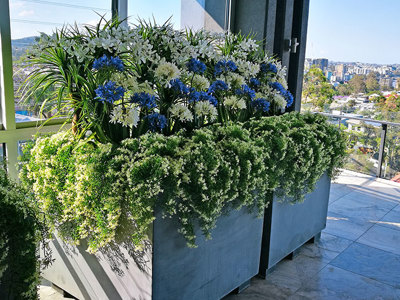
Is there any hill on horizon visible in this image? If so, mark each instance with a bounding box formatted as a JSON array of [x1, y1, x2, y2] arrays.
[[12, 36, 38, 60]]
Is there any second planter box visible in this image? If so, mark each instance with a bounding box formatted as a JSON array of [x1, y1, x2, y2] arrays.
[[259, 173, 331, 277]]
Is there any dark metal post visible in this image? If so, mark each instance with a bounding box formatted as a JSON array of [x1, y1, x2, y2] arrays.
[[287, 0, 310, 112], [111, 0, 118, 20], [377, 124, 387, 178]]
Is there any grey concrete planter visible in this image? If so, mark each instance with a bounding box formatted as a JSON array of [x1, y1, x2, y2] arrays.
[[42, 206, 264, 300], [259, 173, 331, 277]]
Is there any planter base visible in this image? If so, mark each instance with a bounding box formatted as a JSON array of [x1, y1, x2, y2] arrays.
[[42, 206, 263, 300], [259, 173, 331, 278]]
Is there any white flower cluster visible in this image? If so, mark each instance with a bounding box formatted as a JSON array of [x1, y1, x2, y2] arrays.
[[192, 75, 210, 91], [110, 105, 140, 127], [155, 62, 180, 83], [169, 103, 193, 122], [224, 96, 246, 110], [194, 101, 218, 121]]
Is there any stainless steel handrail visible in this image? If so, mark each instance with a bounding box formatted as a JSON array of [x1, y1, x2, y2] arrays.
[[316, 112, 400, 178], [317, 112, 400, 127]]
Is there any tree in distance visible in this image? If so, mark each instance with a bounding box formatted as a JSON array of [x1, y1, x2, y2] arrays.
[[302, 67, 335, 110]]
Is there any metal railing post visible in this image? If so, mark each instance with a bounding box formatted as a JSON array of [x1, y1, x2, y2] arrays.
[[377, 124, 387, 178]]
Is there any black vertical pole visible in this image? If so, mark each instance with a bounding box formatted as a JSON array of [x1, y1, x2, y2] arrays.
[[377, 124, 387, 178], [112, 0, 118, 21], [287, 0, 310, 112]]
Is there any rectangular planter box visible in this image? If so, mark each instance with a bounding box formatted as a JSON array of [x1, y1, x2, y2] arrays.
[[42, 206, 264, 300], [259, 173, 331, 277]]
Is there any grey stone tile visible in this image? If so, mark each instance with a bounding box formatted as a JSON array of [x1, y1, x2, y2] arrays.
[[329, 183, 354, 203], [328, 190, 396, 222], [224, 277, 296, 300], [298, 232, 353, 263], [270, 253, 328, 282], [324, 211, 374, 241], [39, 279, 68, 300], [363, 180, 400, 202], [226, 253, 329, 300], [332, 170, 375, 186], [330, 242, 400, 288], [357, 224, 400, 256], [377, 205, 400, 232], [292, 265, 400, 300]]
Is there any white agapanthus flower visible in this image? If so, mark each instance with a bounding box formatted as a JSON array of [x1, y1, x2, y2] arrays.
[[110, 105, 140, 127], [110, 106, 124, 124], [192, 75, 210, 91], [274, 94, 287, 109], [235, 59, 260, 79], [226, 73, 245, 88], [277, 77, 288, 89], [194, 101, 218, 121], [155, 62, 180, 82], [169, 103, 193, 122], [125, 107, 140, 127], [224, 95, 246, 110]]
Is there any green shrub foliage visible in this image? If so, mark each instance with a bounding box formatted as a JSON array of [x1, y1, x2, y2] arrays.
[[20, 113, 346, 252], [0, 168, 51, 300]]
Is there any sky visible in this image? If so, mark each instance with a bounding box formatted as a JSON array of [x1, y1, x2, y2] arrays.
[[10, 0, 399, 64], [10, 0, 181, 39], [306, 0, 400, 64]]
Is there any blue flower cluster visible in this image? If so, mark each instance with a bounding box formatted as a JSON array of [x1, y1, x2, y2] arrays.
[[214, 60, 237, 75], [208, 80, 228, 93], [170, 79, 189, 94], [170, 79, 217, 106], [252, 98, 270, 112], [188, 88, 200, 103], [146, 113, 167, 132], [93, 54, 124, 71], [95, 81, 125, 104], [260, 63, 277, 74], [249, 78, 261, 88], [285, 91, 294, 107], [200, 91, 218, 106], [270, 82, 294, 107], [187, 58, 206, 74], [187, 89, 217, 106], [235, 84, 256, 100], [130, 92, 157, 109]]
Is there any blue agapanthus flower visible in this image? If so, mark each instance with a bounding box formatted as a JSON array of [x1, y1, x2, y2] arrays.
[[188, 88, 201, 103], [199, 91, 218, 106], [93, 54, 124, 71], [208, 80, 229, 93], [235, 84, 256, 100], [249, 78, 261, 88], [130, 92, 157, 109], [260, 63, 277, 74], [285, 90, 294, 107], [170, 79, 189, 94], [95, 81, 125, 104], [214, 60, 237, 75], [146, 113, 167, 132], [252, 98, 270, 112], [270, 82, 286, 93], [270, 82, 294, 107], [187, 58, 206, 74]]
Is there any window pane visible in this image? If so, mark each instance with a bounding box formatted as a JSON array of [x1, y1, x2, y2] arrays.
[[10, 0, 112, 123], [128, 0, 229, 32]]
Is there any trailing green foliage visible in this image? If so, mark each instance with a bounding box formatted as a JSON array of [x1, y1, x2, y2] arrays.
[[0, 168, 51, 300], [20, 113, 346, 252]]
